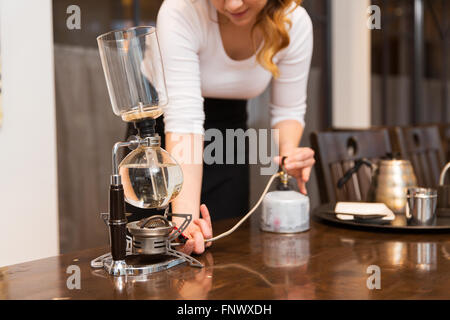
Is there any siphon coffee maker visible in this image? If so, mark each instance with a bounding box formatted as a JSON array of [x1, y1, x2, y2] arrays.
[[90, 26, 202, 276]]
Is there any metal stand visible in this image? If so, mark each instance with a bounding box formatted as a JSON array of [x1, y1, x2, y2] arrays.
[[91, 212, 203, 276], [91, 243, 202, 276], [91, 126, 203, 277]]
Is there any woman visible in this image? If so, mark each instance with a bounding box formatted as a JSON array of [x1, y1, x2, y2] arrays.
[[155, 0, 315, 255]]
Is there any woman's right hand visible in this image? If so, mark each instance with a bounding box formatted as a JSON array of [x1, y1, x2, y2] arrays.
[[178, 204, 213, 255]]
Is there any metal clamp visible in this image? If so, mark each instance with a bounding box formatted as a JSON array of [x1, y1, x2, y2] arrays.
[[167, 213, 192, 242], [279, 156, 289, 186], [108, 219, 127, 226]]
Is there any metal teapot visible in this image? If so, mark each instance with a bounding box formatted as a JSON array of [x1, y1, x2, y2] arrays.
[[337, 155, 417, 213], [367, 159, 417, 213]]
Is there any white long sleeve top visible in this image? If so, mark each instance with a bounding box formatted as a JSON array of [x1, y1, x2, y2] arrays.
[[156, 0, 313, 134]]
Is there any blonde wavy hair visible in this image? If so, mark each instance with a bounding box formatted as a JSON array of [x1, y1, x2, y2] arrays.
[[252, 0, 302, 78]]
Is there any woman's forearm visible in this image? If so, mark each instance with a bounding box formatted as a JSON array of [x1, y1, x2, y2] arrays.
[[272, 119, 304, 156], [165, 132, 204, 224]]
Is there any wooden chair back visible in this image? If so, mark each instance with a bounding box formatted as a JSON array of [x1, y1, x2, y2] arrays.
[[394, 125, 446, 187], [310, 129, 392, 204], [438, 123, 450, 162]]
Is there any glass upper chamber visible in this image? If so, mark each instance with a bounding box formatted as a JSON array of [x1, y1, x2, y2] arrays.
[[119, 141, 183, 209], [97, 26, 168, 122], [98, 26, 182, 209]]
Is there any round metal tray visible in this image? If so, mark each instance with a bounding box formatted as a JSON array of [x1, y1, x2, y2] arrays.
[[313, 203, 450, 232]]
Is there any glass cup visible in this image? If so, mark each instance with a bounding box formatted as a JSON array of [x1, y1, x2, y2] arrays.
[[97, 26, 168, 122]]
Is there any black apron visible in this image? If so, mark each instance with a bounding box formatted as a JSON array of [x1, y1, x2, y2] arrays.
[[125, 97, 249, 222]]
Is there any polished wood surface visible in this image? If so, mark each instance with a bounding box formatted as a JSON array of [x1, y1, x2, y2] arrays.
[[1, 209, 450, 300], [311, 130, 392, 203]]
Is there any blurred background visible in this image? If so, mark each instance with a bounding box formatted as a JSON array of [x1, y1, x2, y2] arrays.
[[0, 0, 448, 266]]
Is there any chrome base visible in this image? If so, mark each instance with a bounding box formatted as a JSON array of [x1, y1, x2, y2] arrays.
[[104, 259, 128, 276], [92, 212, 203, 277], [91, 253, 187, 276]]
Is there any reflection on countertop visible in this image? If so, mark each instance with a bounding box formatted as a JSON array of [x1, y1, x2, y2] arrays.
[[1, 215, 450, 299]]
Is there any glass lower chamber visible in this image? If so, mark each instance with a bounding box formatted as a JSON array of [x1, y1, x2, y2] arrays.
[[119, 144, 183, 209]]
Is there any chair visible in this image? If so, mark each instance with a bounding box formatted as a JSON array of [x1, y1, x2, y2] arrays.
[[310, 129, 392, 204], [394, 125, 446, 187], [331, 126, 401, 156], [438, 123, 450, 162]]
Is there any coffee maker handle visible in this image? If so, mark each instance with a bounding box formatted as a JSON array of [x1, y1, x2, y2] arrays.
[[337, 158, 374, 189], [439, 162, 450, 186]]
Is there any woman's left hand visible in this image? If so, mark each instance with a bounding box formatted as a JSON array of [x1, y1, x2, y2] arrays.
[[176, 204, 213, 255], [274, 147, 315, 195]]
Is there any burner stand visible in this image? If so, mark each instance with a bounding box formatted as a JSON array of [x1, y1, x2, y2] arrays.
[[91, 214, 203, 276]]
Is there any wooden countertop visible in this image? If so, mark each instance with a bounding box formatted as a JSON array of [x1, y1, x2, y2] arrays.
[[1, 206, 450, 300]]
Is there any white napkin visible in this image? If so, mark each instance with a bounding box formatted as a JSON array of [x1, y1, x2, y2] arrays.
[[334, 202, 395, 221]]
